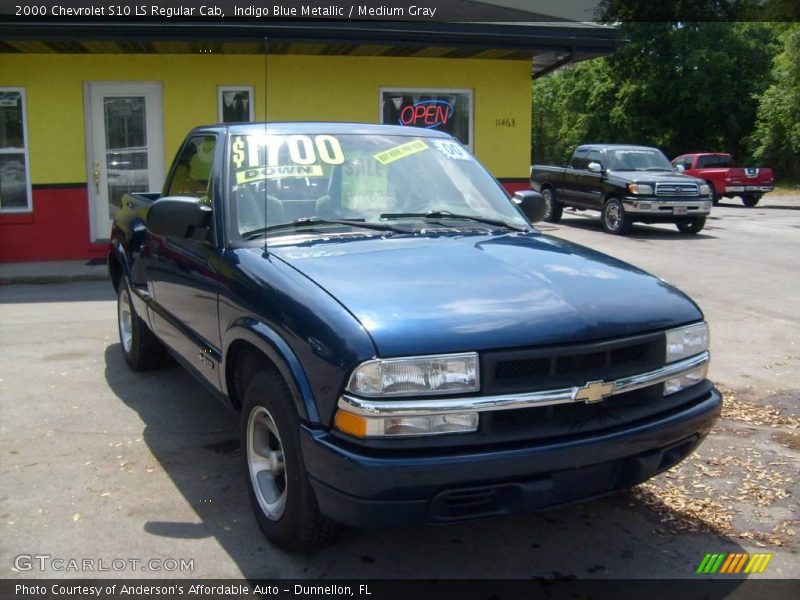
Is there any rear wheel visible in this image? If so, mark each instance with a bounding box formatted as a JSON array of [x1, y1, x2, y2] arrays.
[[242, 369, 338, 552], [602, 198, 632, 235], [117, 280, 167, 370], [741, 194, 761, 207], [541, 187, 563, 223], [675, 216, 706, 235]]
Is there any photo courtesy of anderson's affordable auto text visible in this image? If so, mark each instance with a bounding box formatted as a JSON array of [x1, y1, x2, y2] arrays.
[[0, 1, 798, 599]]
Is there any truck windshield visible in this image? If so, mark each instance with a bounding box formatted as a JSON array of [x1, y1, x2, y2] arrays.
[[228, 133, 526, 239], [607, 148, 673, 171]]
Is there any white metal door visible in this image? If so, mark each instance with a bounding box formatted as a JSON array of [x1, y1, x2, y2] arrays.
[[84, 82, 164, 240]]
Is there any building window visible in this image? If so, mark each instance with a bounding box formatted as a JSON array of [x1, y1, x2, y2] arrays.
[[218, 86, 254, 123], [0, 88, 32, 212], [380, 88, 473, 150]]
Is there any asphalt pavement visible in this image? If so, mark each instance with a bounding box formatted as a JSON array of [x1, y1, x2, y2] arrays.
[[0, 194, 797, 579]]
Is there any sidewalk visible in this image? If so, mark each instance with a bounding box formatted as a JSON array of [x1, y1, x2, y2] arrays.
[[0, 260, 109, 285]]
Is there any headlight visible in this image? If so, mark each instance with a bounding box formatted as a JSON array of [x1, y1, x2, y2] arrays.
[[627, 183, 654, 195], [347, 352, 479, 397], [699, 184, 711, 196], [666, 322, 709, 363]]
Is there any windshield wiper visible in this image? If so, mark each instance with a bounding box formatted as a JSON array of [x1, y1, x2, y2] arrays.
[[242, 217, 403, 240], [380, 210, 528, 232]]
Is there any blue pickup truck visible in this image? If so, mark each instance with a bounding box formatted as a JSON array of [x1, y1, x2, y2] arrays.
[[110, 123, 720, 551]]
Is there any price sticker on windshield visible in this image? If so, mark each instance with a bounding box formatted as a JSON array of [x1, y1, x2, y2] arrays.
[[232, 135, 345, 170], [433, 139, 472, 161]]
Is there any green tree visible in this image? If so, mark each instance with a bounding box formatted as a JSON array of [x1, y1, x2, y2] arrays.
[[532, 21, 779, 165], [750, 24, 800, 179]]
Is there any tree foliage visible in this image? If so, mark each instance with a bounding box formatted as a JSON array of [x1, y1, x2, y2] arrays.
[[750, 24, 800, 178], [532, 21, 779, 167]]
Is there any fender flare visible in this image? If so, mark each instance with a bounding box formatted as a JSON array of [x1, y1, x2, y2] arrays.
[[108, 239, 132, 285], [222, 318, 319, 424]]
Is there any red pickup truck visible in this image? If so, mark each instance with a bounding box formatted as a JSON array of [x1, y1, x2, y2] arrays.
[[671, 153, 774, 207]]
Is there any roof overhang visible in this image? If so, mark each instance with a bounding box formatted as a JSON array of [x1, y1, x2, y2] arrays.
[[0, 20, 623, 77]]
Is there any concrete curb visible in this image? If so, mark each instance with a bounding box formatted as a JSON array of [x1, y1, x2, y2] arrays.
[[0, 260, 110, 286], [0, 273, 109, 285]]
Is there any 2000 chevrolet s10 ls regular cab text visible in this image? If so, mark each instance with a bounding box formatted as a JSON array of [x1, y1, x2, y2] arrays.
[[109, 123, 721, 551]]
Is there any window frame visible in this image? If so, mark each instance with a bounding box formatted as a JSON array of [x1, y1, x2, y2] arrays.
[[217, 85, 254, 124], [378, 87, 474, 151], [0, 86, 33, 213]]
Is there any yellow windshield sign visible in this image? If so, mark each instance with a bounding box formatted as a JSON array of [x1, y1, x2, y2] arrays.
[[373, 140, 429, 165]]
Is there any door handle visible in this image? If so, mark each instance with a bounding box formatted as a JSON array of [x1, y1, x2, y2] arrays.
[[93, 160, 100, 193]]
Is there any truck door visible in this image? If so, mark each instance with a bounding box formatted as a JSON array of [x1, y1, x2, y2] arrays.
[[561, 148, 588, 204], [577, 149, 605, 208], [146, 134, 224, 391]]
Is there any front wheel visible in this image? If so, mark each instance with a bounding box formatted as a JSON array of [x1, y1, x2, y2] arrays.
[[242, 369, 338, 552], [706, 182, 719, 206], [675, 216, 706, 235], [541, 188, 563, 223], [741, 194, 761, 207], [117, 280, 167, 370], [602, 198, 632, 235]]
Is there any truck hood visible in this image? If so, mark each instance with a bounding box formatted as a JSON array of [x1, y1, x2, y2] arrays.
[[266, 232, 702, 356], [608, 170, 704, 185]]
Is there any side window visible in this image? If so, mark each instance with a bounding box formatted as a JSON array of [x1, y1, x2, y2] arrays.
[[0, 88, 32, 212], [570, 150, 588, 170], [587, 150, 603, 168], [166, 135, 216, 203]]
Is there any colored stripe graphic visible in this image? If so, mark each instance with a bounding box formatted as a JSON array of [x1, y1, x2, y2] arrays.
[[698, 553, 773, 574], [719, 554, 736, 573]]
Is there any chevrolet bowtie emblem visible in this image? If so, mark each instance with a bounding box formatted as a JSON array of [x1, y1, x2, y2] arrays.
[[572, 380, 615, 403]]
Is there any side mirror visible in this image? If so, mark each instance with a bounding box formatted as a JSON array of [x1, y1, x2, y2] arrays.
[[147, 196, 212, 238], [513, 190, 547, 223], [588, 161, 603, 173], [674, 164, 686, 173]]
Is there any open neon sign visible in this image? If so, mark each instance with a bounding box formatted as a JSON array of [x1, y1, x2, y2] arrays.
[[398, 99, 454, 129]]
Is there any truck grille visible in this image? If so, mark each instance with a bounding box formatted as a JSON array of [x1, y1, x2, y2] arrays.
[[483, 332, 664, 395], [475, 332, 711, 445], [655, 183, 699, 197]]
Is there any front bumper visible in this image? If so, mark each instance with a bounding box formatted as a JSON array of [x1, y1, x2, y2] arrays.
[[622, 197, 712, 216], [301, 386, 722, 528]]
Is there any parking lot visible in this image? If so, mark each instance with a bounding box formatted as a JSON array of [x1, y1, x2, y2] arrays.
[[1, 194, 798, 579]]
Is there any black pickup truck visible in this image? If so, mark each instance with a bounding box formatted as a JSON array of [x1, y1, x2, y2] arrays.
[[531, 144, 713, 235]]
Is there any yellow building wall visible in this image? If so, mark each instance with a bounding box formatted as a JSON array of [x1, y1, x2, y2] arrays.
[[0, 53, 531, 184]]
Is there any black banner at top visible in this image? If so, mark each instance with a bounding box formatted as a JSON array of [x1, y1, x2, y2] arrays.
[[1, 0, 799, 22]]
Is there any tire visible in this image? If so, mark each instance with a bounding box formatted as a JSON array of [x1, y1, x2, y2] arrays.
[[741, 194, 761, 207], [706, 182, 719, 206], [541, 187, 563, 223], [601, 197, 632, 235], [242, 369, 338, 552], [675, 216, 706, 235], [117, 280, 167, 370]]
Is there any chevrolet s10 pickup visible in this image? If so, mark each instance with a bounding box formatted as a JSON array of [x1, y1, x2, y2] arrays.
[[110, 123, 720, 551], [531, 144, 714, 235]]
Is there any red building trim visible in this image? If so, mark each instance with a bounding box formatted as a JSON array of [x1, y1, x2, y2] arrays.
[[499, 178, 531, 194], [0, 184, 106, 263]]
